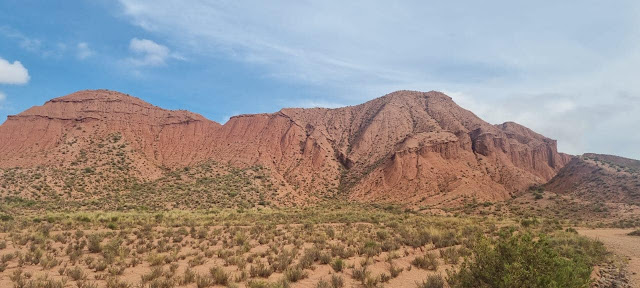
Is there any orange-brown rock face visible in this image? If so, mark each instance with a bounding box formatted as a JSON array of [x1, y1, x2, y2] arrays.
[[0, 89, 571, 205]]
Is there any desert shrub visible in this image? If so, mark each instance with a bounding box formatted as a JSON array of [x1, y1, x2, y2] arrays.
[[77, 281, 99, 288], [388, 263, 403, 278], [363, 275, 380, 288], [106, 277, 131, 288], [448, 232, 597, 288], [416, 274, 445, 288], [0, 213, 14, 222], [412, 253, 438, 270], [565, 227, 578, 234], [209, 266, 229, 285], [360, 240, 381, 257], [273, 249, 294, 272], [299, 247, 320, 269], [352, 266, 370, 282], [16, 277, 67, 288], [180, 268, 196, 285], [195, 274, 213, 288], [284, 267, 308, 282], [250, 262, 273, 278], [380, 273, 391, 283], [148, 278, 175, 288], [319, 251, 332, 264], [247, 279, 290, 288], [330, 274, 345, 288], [331, 258, 344, 272], [440, 247, 460, 264], [67, 266, 87, 281], [246, 280, 272, 288], [316, 279, 330, 288], [87, 234, 102, 253], [432, 230, 458, 248], [401, 229, 432, 248], [148, 253, 167, 266], [141, 267, 164, 283], [93, 260, 108, 272], [546, 231, 607, 266], [520, 218, 539, 228]]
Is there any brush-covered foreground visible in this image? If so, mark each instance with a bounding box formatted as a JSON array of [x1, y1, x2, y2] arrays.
[[0, 204, 608, 288]]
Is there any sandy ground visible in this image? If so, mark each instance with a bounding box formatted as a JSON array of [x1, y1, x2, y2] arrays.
[[578, 228, 640, 288]]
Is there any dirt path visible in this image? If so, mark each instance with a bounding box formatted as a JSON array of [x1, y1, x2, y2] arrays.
[[578, 228, 640, 287]]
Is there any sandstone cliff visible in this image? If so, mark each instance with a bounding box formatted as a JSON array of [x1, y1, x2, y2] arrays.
[[0, 89, 572, 206]]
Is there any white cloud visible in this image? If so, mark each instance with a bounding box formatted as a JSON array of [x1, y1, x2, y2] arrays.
[[288, 99, 345, 109], [125, 38, 182, 67], [115, 1, 640, 159], [0, 26, 41, 52], [76, 42, 94, 60], [447, 90, 640, 158], [0, 26, 68, 58], [0, 91, 6, 110], [0, 57, 30, 84]]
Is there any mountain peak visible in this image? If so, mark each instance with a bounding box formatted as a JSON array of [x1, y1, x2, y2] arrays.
[[379, 90, 452, 103], [48, 89, 153, 107], [13, 89, 209, 124]]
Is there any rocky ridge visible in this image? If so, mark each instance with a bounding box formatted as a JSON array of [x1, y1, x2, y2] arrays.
[[0, 89, 572, 206]]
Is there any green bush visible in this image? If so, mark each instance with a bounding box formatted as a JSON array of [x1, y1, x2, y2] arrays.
[[209, 266, 229, 285], [440, 247, 460, 264], [331, 258, 344, 272], [250, 262, 273, 278], [412, 253, 438, 270], [330, 274, 345, 288], [87, 234, 102, 253], [448, 232, 600, 288], [416, 274, 445, 288], [284, 267, 308, 282], [195, 274, 213, 288]]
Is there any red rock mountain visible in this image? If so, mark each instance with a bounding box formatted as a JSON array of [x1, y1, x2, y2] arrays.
[[0, 90, 572, 206]]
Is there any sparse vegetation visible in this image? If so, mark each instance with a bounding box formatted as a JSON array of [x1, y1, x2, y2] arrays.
[[0, 198, 615, 288], [416, 274, 445, 288], [412, 253, 438, 270]]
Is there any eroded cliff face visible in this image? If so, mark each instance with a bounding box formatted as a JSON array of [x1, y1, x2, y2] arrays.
[[0, 89, 571, 205]]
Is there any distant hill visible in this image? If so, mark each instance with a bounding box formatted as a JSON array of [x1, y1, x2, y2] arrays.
[[545, 153, 640, 206]]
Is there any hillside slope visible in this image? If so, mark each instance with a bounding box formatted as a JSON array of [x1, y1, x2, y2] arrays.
[[0, 89, 571, 207], [545, 153, 640, 206]]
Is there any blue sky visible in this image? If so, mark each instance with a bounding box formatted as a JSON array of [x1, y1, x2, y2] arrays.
[[1, 1, 639, 159]]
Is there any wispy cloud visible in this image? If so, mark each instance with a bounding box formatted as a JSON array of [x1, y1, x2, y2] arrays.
[[0, 57, 30, 85], [285, 99, 345, 109], [0, 26, 67, 58], [113, 1, 640, 158], [0, 91, 5, 110], [0, 26, 96, 61], [76, 42, 94, 60], [0, 26, 42, 52], [124, 38, 182, 67]]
